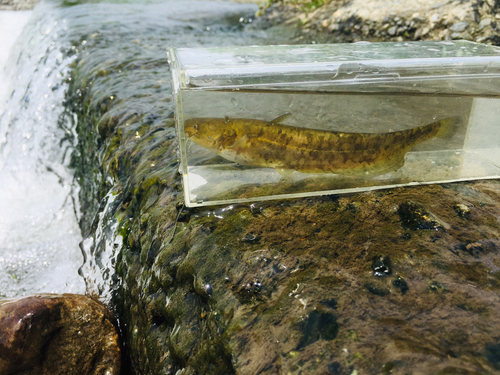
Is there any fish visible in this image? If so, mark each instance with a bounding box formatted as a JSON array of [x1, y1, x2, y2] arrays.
[[184, 114, 455, 176]]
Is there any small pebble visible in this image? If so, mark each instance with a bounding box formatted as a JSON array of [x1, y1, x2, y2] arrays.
[[372, 255, 392, 277], [454, 203, 470, 219], [450, 21, 469, 32]]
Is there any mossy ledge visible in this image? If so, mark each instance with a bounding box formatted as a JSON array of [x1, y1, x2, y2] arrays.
[[65, 22, 500, 375]]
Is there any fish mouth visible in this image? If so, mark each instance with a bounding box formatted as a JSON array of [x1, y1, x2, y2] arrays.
[[185, 127, 197, 138]]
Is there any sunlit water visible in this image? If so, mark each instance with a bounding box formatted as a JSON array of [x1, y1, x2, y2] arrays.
[[0, 5, 86, 297], [0, 0, 286, 299]]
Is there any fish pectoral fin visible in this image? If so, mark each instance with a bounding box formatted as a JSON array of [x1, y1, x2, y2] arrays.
[[276, 168, 294, 176], [225, 134, 248, 150], [215, 132, 237, 150], [367, 155, 406, 176], [269, 113, 292, 126]]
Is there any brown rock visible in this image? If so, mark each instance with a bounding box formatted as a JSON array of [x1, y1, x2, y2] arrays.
[[0, 294, 121, 375]]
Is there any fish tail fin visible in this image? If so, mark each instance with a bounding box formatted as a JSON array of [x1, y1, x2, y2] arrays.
[[435, 116, 458, 140]]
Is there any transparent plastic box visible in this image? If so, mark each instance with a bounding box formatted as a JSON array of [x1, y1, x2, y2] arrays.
[[168, 41, 500, 207]]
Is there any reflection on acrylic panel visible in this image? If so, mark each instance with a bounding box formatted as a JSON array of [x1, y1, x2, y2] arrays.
[[170, 42, 500, 207]]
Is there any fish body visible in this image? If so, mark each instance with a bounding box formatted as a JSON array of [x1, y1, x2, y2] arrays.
[[184, 115, 453, 176]]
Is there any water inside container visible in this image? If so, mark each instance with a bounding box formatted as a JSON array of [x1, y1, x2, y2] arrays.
[[179, 89, 500, 206]]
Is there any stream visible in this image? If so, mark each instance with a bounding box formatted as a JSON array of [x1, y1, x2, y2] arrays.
[[3, 1, 500, 374], [0, 3, 85, 297], [0, 0, 291, 299]]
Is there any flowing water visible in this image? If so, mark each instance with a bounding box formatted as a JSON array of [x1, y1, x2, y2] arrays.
[[5, 1, 500, 374], [0, 0, 290, 298], [0, 5, 85, 297]]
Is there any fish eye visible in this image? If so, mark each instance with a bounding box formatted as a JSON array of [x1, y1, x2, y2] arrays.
[[194, 124, 199, 129]]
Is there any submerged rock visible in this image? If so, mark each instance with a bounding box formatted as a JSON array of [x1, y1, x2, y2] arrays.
[[0, 294, 121, 375], [398, 200, 441, 230]]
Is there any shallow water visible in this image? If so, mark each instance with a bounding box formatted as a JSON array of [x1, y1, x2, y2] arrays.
[[0, 0, 278, 298]]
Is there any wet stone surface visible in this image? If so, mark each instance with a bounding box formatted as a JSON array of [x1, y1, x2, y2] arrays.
[[0, 294, 121, 375]]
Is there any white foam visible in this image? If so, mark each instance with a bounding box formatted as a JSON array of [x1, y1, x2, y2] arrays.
[[0, 5, 85, 298]]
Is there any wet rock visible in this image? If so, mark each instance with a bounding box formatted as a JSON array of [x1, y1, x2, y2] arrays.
[[0, 294, 121, 375], [381, 362, 396, 373], [298, 310, 339, 348], [454, 203, 471, 219], [372, 255, 392, 277], [427, 281, 448, 293], [398, 200, 440, 230], [393, 276, 409, 295]]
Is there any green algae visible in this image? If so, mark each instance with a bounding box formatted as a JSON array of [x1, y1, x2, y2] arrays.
[[61, 3, 500, 374], [103, 179, 500, 373]]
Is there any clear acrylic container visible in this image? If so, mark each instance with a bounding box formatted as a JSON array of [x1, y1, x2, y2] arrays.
[[168, 41, 500, 207]]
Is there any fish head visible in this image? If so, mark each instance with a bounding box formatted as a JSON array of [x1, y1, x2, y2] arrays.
[[184, 117, 234, 149]]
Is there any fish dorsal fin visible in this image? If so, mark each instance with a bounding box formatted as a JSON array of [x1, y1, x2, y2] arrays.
[[269, 113, 291, 126]]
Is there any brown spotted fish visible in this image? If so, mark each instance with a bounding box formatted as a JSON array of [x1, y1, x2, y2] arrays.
[[184, 114, 454, 176]]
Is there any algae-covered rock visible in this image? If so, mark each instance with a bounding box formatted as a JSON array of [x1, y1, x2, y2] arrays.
[[61, 2, 500, 374], [0, 294, 121, 375]]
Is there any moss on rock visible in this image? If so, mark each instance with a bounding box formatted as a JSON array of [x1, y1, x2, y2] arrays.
[[64, 3, 500, 374]]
